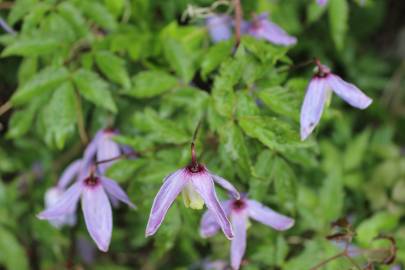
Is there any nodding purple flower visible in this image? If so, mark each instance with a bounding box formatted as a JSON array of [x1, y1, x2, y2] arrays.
[[244, 13, 297, 46], [300, 60, 373, 140], [316, 0, 328, 6], [200, 195, 294, 270], [38, 173, 135, 252], [206, 15, 233, 43], [146, 144, 240, 240]]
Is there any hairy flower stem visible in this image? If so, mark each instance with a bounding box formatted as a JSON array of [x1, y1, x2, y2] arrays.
[[233, 0, 242, 48], [310, 249, 362, 270], [190, 119, 202, 169]]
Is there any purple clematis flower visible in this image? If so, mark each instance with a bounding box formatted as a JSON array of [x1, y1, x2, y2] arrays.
[[300, 60, 373, 140], [206, 15, 233, 43], [200, 195, 294, 270], [244, 13, 297, 46], [146, 144, 240, 240], [38, 172, 135, 252], [317, 0, 328, 6]]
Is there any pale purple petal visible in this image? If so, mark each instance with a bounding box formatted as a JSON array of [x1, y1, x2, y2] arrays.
[[191, 173, 234, 240], [101, 177, 136, 209], [145, 169, 188, 237], [82, 184, 112, 252], [37, 182, 83, 220], [317, 0, 328, 6], [230, 211, 248, 270], [97, 133, 121, 174], [200, 200, 231, 238], [300, 77, 329, 140], [326, 74, 373, 109], [82, 131, 101, 164], [57, 159, 82, 189], [249, 14, 297, 46], [211, 173, 240, 200], [247, 200, 294, 230], [206, 15, 232, 43], [43, 187, 77, 228]]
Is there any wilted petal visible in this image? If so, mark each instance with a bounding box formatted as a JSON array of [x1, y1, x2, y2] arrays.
[[300, 77, 329, 140], [327, 74, 372, 109], [206, 15, 232, 43], [247, 200, 294, 230], [97, 132, 121, 174], [145, 169, 187, 237], [57, 159, 82, 189], [191, 174, 234, 239], [37, 182, 83, 220], [200, 200, 231, 238], [82, 184, 112, 252], [211, 173, 240, 200], [249, 14, 297, 46], [101, 177, 136, 209], [230, 211, 248, 270]]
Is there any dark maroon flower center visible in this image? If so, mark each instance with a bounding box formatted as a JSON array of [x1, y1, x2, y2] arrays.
[[232, 199, 247, 211], [84, 176, 99, 186], [186, 163, 205, 174]]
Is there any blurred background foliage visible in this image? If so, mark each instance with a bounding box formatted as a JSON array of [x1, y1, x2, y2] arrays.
[[0, 0, 404, 269]]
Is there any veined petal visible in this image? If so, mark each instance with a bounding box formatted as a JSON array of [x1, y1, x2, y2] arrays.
[[327, 74, 373, 109], [211, 173, 240, 199], [206, 15, 232, 43], [230, 211, 248, 270], [57, 159, 82, 189], [191, 173, 234, 240], [97, 133, 121, 174], [37, 182, 83, 220], [200, 200, 231, 238], [249, 14, 297, 46], [145, 169, 187, 237], [247, 200, 294, 231], [300, 77, 329, 140], [43, 187, 77, 228], [82, 184, 112, 252], [101, 177, 136, 209]]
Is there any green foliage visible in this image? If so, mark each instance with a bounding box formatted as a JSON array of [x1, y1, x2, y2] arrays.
[[0, 0, 402, 269]]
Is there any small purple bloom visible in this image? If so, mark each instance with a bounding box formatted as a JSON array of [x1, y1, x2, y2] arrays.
[[245, 13, 297, 46], [206, 15, 233, 43], [38, 174, 135, 252], [300, 61, 373, 140], [317, 0, 328, 6], [200, 195, 294, 270], [146, 163, 240, 240]]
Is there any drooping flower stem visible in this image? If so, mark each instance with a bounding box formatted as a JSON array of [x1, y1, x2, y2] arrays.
[[233, 0, 242, 47], [190, 119, 203, 170]]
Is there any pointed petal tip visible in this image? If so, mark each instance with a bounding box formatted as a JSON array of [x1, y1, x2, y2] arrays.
[[280, 218, 295, 231], [97, 242, 109, 252]]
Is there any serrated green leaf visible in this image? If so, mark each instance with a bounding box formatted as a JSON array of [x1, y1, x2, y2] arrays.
[[343, 129, 370, 171], [238, 116, 302, 152], [6, 98, 41, 139], [79, 1, 117, 31], [7, 0, 37, 26], [272, 157, 297, 207], [0, 226, 29, 270], [201, 40, 233, 79], [241, 36, 289, 63], [258, 86, 301, 121], [42, 82, 77, 149], [163, 39, 195, 83], [126, 70, 178, 98], [2, 37, 61, 57], [356, 212, 399, 246], [73, 68, 117, 113], [57, 2, 89, 38], [328, 0, 348, 50], [11, 66, 69, 105], [95, 51, 130, 88]]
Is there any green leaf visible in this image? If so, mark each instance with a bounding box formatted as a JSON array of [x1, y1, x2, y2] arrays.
[[78, 1, 117, 31], [126, 71, 178, 98], [238, 116, 302, 152], [328, 0, 349, 50], [42, 82, 77, 149], [272, 157, 297, 208], [73, 68, 117, 113], [319, 171, 343, 224], [258, 86, 301, 121], [11, 66, 69, 105], [6, 98, 42, 139], [343, 129, 370, 171], [57, 2, 89, 38], [212, 56, 244, 118], [95, 51, 131, 88], [356, 212, 399, 246], [105, 159, 146, 183], [307, 2, 327, 23], [220, 122, 251, 180], [2, 37, 60, 57], [200, 40, 233, 79], [241, 36, 289, 63], [0, 226, 29, 270], [7, 0, 37, 26], [163, 39, 195, 83]]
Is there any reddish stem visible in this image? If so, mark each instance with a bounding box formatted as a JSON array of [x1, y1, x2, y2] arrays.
[[233, 0, 242, 48]]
